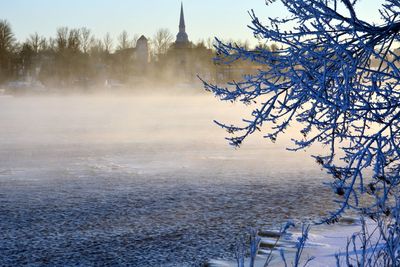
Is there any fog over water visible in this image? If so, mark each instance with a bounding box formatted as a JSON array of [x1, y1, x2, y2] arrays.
[[0, 92, 335, 266]]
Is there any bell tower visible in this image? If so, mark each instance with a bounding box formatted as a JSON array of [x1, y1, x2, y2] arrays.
[[175, 2, 189, 46]]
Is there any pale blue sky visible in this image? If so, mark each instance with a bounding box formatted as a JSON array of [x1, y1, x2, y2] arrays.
[[0, 0, 385, 45]]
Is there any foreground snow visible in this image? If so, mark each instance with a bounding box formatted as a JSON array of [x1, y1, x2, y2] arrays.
[[209, 218, 379, 267]]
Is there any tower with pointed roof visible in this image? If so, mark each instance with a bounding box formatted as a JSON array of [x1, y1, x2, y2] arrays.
[[136, 35, 149, 63], [175, 2, 190, 47], [135, 35, 149, 74]]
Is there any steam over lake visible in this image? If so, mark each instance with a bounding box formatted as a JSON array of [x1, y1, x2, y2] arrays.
[[0, 92, 333, 266]]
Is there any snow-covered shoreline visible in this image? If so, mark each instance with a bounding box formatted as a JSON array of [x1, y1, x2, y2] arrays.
[[209, 218, 379, 267]]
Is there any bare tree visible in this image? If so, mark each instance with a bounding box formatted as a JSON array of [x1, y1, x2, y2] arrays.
[[89, 37, 104, 55], [56, 27, 68, 51], [67, 29, 81, 52], [0, 19, 15, 82], [80, 27, 91, 54], [47, 37, 56, 51], [117, 30, 132, 50], [0, 19, 15, 52], [205, 37, 215, 50], [28, 32, 47, 53], [28, 33, 40, 53], [103, 32, 113, 53], [152, 28, 173, 57]]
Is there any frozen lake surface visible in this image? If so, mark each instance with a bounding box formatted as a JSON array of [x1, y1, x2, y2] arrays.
[[0, 93, 335, 266]]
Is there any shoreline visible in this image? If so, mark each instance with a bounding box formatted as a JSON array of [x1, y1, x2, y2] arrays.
[[208, 217, 378, 267]]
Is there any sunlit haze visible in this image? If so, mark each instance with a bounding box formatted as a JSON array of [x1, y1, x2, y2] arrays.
[[0, 1, 397, 266]]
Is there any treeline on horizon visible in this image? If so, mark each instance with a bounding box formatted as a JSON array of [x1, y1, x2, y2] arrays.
[[0, 19, 272, 90]]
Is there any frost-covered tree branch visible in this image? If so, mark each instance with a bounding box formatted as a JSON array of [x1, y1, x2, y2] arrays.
[[202, 0, 400, 223]]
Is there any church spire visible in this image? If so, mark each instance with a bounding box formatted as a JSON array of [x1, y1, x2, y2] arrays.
[[179, 2, 185, 31], [176, 2, 189, 45]]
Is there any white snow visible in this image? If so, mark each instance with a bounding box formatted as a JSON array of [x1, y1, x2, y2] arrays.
[[209, 218, 380, 267]]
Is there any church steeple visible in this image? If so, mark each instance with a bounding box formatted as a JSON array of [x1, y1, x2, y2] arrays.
[[179, 2, 185, 32], [176, 2, 189, 45]]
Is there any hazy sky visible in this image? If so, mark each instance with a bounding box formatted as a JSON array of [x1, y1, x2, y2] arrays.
[[0, 0, 385, 45]]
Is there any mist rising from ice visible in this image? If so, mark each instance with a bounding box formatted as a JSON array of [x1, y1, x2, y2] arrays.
[[0, 91, 333, 266]]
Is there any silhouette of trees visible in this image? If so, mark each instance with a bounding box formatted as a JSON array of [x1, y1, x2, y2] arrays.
[[80, 27, 92, 54], [53, 27, 82, 85], [0, 19, 15, 83], [152, 28, 174, 60], [27, 33, 45, 54], [117, 30, 132, 50], [0, 20, 245, 88], [103, 33, 113, 54], [0, 20, 14, 51], [55, 27, 68, 52]]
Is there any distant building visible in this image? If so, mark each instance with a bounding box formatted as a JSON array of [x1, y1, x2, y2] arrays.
[[170, 3, 193, 80], [175, 2, 190, 48], [131, 35, 149, 78], [143, 2, 214, 84], [135, 35, 149, 65]]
